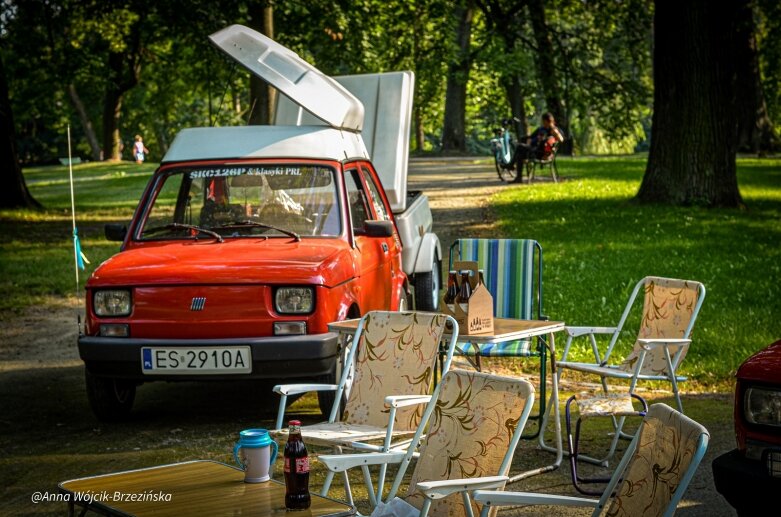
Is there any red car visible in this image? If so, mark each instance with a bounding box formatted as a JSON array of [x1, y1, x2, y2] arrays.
[[712, 339, 781, 515], [78, 26, 442, 421]]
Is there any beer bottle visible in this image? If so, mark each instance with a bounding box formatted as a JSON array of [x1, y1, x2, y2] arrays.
[[478, 269, 486, 287], [284, 420, 311, 510], [443, 270, 459, 311], [457, 270, 472, 312]]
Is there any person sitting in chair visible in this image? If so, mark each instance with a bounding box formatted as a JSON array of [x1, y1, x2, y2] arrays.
[[515, 112, 564, 169]]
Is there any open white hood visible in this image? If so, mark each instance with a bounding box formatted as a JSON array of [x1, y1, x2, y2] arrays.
[[209, 24, 364, 132]]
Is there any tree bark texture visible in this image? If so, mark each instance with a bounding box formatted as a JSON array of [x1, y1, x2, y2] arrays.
[[441, 1, 474, 152], [734, 0, 776, 153], [638, 0, 742, 207], [503, 75, 528, 138], [0, 55, 39, 209], [101, 19, 141, 161], [68, 84, 101, 161], [248, 1, 276, 125], [527, 0, 571, 154]]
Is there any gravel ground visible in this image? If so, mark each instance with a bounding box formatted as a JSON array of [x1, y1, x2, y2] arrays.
[[0, 157, 737, 516]]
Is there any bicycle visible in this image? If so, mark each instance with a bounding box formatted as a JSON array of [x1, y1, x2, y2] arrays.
[[490, 117, 522, 183]]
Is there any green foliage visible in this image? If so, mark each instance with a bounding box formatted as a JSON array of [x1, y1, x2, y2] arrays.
[[757, 0, 781, 136], [493, 156, 781, 385]]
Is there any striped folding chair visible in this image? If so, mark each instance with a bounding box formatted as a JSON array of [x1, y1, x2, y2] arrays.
[[449, 238, 544, 358], [449, 239, 547, 438]]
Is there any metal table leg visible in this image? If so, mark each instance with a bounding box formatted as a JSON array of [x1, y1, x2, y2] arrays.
[[510, 332, 563, 482]]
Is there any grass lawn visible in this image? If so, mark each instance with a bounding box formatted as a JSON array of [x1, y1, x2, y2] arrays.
[[493, 155, 781, 387]]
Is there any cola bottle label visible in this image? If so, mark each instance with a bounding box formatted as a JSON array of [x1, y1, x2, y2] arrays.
[[295, 457, 310, 474], [284, 457, 291, 473]]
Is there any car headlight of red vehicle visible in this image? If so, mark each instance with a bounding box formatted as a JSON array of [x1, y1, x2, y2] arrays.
[[274, 287, 314, 314], [745, 387, 781, 427], [94, 290, 132, 317]]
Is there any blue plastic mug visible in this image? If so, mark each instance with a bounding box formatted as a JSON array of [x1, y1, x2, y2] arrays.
[[233, 428, 278, 483]]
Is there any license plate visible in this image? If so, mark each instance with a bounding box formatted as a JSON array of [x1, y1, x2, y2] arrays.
[[141, 347, 251, 375]]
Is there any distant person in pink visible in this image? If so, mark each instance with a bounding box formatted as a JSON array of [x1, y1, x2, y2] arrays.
[[134, 135, 149, 164]]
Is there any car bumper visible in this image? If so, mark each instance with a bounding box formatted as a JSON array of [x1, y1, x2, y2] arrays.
[[712, 449, 781, 514], [78, 333, 339, 381]]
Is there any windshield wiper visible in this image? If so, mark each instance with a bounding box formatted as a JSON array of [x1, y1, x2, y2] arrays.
[[221, 220, 301, 242], [143, 223, 224, 243]]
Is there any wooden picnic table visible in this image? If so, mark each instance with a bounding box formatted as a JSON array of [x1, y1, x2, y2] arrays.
[[59, 460, 355, 517]]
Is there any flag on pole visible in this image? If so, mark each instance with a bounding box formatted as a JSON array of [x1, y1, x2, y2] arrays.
[[73, 227, 90, 270]]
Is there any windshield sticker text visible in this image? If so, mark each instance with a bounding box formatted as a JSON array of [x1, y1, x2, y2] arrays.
[[189, 166, 302, 179]]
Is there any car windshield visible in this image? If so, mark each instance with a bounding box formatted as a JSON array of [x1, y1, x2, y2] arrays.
[[139, 164, 341, 239]]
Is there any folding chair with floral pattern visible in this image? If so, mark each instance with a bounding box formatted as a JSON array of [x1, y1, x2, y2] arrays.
[[474, 403, 710, 517], [539, 276, 705, 465], [319, 369, 536, 516], [271, 311, 459, 501]]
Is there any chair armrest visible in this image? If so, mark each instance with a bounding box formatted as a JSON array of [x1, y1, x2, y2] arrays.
[[637, 338, 691, 351], [416, 476, 508, 500], [273, 383, 338, 396], [566, 326, 617, 337], [384, 395, 431, 408], [318, 452, 407, 473], [472, 490, 599, 508]]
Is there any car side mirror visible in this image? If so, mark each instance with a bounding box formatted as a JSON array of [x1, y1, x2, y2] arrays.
[[363, 220, 394, 238], [105, 223, 127, 242]]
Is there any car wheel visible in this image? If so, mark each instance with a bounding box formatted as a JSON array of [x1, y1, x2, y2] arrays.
[[85, 369, 136, 421], [414, 258, 441, 311], [316, 340, 353, 419]]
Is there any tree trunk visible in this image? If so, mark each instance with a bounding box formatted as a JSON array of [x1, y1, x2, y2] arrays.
[[734, 0, 776, 154], [414, 106, 425, 152], [248, 1, 276, 125], [441, 1, 474, 152], [527, 0, 571, 154], [503, 75, 528, 138], [0, 55, 39, 209], [637, 0, 742, 207], [102, 63, 124, 161], [68, 84, 101, 161]]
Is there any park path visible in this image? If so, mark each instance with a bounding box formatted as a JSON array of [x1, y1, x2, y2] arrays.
[[408, 156, 504, 250]]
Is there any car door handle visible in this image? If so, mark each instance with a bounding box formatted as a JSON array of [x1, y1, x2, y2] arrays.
[[381, 243, 389, 253]]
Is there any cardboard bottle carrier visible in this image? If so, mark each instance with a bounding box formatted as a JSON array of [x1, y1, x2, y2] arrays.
[[440, 261, 494, 335]]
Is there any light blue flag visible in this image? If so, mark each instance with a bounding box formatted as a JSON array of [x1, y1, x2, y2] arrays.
[[73, 228, 90, 270]]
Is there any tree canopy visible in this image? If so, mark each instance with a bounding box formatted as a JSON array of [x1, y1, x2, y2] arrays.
[[1, 0, 778, 206]]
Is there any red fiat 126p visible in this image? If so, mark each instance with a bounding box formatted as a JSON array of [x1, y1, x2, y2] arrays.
[[78, 25, 442, 420]]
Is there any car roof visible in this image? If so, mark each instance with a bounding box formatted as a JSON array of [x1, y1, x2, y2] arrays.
[[161, 125, 369, 164]]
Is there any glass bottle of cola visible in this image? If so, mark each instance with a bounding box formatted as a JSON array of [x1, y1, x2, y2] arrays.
[[444, 270, 459, 311], [457, 270, 472, 312], [284, 420, 311, 510]]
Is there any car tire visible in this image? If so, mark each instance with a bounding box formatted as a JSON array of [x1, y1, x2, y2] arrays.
[[414, 258, 441, 311], [85, 369, 136, 421]]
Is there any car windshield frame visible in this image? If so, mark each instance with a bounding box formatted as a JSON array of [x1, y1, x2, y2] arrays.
[[134, 163, 343, 242]]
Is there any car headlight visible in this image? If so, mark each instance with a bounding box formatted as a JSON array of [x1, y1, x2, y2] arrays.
[[745, 387, 781, 427], [275, 287, 314, 314], [94, 290, 132, 317]]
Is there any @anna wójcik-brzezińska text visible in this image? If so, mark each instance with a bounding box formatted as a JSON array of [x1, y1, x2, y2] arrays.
[[32, 490, 172, 504]]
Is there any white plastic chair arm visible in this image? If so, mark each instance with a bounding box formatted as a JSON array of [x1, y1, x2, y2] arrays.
[[318, 451, 407, 473], [384, 395, 432, 408], [272, 383, 338, 396], [416, 476, 508, 500], [566, 326, 618, 337], [637, 338, 691, 351], [472, 490, 599, 508]]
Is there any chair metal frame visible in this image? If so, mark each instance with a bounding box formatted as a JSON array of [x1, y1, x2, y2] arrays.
[[272, 311, 460, 502], [474, 403, 710, 517], [540, 276, 705, 465], [319, 370, 536, 517]]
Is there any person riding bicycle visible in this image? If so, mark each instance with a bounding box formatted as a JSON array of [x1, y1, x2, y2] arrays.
[[515, 112, 564, 168]]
